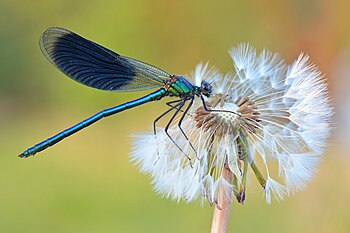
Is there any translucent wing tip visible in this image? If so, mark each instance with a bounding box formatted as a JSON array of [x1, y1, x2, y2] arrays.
[[40, 27, 72, 43], [39, 27, 72, 64]]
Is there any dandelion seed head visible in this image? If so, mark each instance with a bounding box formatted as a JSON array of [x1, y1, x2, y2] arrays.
[[130, 43, 333, 205]]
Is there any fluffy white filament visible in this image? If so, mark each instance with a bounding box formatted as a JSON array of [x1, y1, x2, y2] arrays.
[[130, 44, 332, 204]]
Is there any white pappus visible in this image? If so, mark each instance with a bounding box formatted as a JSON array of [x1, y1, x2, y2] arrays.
[[130, 44, 333, 205]]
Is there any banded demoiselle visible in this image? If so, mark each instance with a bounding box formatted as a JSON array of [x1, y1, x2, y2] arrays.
[[19, 27, 235, 161]]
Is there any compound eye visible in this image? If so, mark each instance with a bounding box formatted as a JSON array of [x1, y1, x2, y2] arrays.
[[201, 81, 212, 97]]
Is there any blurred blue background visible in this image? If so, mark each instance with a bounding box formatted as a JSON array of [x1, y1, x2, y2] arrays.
[[1, 0, 349, 232]]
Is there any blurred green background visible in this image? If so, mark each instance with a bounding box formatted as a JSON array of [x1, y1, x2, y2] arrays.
[[1, 0, 349, 232]]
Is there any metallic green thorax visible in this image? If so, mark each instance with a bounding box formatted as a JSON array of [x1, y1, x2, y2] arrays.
[[166, 76, 198, 97]]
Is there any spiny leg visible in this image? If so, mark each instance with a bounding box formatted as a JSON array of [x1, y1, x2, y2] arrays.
[[177, 97, 198, 158], [166, 102, 184, 113], [153, 99, 183, 135], [167, 101, 195, 117], [152, 100, 183, 165], [164, 100, 194, 168]]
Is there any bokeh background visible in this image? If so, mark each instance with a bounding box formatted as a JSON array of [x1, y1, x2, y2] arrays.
[[1, 0, 349, 232]]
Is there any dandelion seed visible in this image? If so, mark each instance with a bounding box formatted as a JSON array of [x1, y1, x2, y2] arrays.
[[130, 43, 332, 204]]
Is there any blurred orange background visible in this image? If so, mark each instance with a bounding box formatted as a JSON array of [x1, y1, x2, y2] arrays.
[[0, 0, 349, 232]]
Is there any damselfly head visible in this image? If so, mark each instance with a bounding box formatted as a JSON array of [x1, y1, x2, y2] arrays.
[[200, 80, 212, 97]]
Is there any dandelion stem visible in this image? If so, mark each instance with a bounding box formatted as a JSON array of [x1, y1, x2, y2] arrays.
[[210, 166, 234, 233]]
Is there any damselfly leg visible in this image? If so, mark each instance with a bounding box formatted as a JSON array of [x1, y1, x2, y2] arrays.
[[177, 96, 199, 159], [153, 98, 198, 166], [166, 102, 184, 113], [164, 100, 194, 168], [152, 100, 183, 165], [153, 99, 183, 135]]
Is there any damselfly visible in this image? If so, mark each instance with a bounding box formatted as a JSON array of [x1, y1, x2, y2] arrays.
[[19, 27, 236, 161]]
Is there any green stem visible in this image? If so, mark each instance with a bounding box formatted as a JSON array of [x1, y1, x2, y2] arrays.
[[250, 160, 266, 188]]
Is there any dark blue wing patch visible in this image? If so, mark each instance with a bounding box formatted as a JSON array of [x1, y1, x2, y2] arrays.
[[40, 27, 170, 91]]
